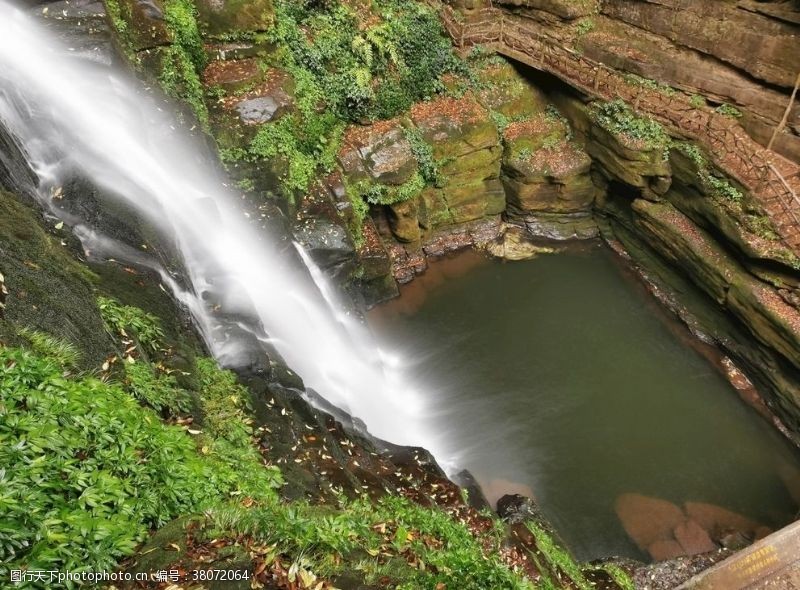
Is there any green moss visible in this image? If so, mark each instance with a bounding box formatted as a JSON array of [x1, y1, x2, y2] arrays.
[[158, 0, 209, 127], [675, 142, 745, 205], [690, 94, 706, 108], [603, 564, 635, 590], [246, 114, 345, 199]]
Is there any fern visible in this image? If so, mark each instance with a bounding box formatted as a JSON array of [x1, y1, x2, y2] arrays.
[[16, 327, 80, 368]]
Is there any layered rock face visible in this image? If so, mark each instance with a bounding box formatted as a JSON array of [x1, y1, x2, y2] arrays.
[[493, 0, 800, 162]]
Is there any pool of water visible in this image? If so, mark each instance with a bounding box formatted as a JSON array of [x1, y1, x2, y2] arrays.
[[369, 241, 800, 562]]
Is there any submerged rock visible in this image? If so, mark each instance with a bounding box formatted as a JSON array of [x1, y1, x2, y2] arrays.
[[484, 224, 558, 260]]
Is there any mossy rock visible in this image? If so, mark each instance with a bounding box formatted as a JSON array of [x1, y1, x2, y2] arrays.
[[417, 188, 455, 229], [444, 178, 506, 223], [410, 96, 500, 162], [440, 145, 502, 181], [475, 60, 548, 118], [387, 199, 421, 243], [667, 147, 800, 277], [193, 0, 274, 38], [0, 191, 114, 368], [105, 0, 172, 52], [588, 122, 670, 189], [504, 171, 595, 214]]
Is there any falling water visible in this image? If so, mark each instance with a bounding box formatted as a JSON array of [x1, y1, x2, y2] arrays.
[[0, 1, 446, 459]]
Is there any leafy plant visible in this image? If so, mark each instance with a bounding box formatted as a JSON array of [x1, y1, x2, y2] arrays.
[[715, 103, 742, 118], [97, 296, 165, 352], [574, 18, 594, 36], [689, 94, 706, 108], [16, 327, 80, 367], [592, 99, 668, 150], [404, 126, 443, 187], [124, 360, 191, 414]]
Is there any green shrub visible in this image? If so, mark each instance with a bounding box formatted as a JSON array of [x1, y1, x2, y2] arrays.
[[97, 296, 165, 352], [0, 344, 283, 586], [16, 327, 80, 368], [715, 103, 742, 118], [592, 99, 668, 150], [124, 360, 191, 414], [574, 18, 594, 36]]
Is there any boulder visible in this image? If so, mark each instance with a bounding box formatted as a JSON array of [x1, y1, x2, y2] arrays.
[[615, 493, 686, 551], [235, 91, 292, 125], [110, 0, 172, 51], [674, 520, 717, 556], [338, 120, 418, 186]]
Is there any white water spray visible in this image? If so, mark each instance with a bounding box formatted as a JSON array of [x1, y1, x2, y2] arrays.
[[0, 1, 450, 461]]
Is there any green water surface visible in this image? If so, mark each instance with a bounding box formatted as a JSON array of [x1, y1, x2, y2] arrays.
[[370, 242, 800, 561]]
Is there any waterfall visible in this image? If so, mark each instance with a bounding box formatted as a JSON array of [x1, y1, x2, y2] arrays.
[[0, 1, 446, 460]]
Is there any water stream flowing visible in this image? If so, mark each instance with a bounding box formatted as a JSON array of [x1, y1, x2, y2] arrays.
[[0, 1, 444, 459]]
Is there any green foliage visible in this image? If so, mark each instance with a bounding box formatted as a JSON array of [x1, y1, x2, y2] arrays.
[[592, 99, 668, 150], [526, 522, 592, 590], [574, 18, 594, 36], [354, 173, 426, 207], [158, 0, 209, 127], [705, 173, 743, 203], [97, 296, 165, 351], [347, 190, 372, 249], [675, 143, 744, 204], [0, 344, 283, 587], [404, 126, 443, 187], [209, 493, 534, 590], [268, 0, 464, 123], [490, 109, 512, 133], [104, 0, 128, 37], [235, 0, 466, 199], [163, 0, 205, 70], [250, 116, 319, 197], [624, 74, 676, 97], [690, 94, 706, 108], [124, 361, 191, 414], [16, 327, 80, 368], [0, 349, 232, 580], [715, 103, 742, 118]]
